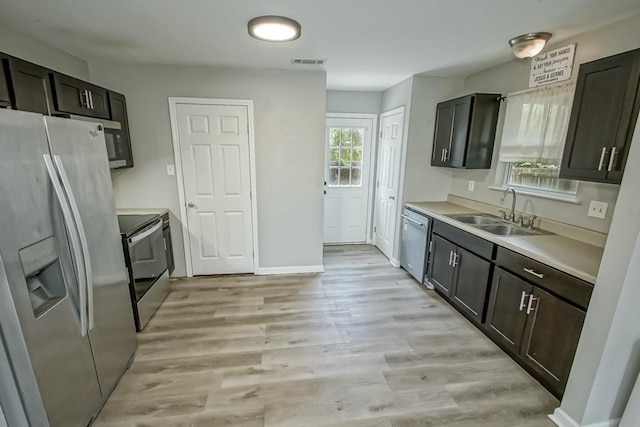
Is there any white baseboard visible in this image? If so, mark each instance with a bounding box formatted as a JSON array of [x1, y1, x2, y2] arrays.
[[550, 409, 579, 427], [390, 257, 400, 267], [255, 265, 325, 275], [549, 408, 621, 427]]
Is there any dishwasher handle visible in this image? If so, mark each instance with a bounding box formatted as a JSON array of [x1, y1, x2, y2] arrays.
[[401, 214, 425, 228]]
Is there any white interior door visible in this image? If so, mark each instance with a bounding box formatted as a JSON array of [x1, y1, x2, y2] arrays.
[[323, 117, 374, 244], [176, 103, 254, 275], [374, 108, 405, 260]]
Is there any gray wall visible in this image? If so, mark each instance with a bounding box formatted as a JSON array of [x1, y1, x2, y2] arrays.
[[449, 13, 640, 233], [380, 77, 413, 259], [560, 113, 640, 424], [620, 372, 640, 426], [378, 75, 463, 259], [326, 90, 382, 114], [0, 21, 89, 79], [402, 75, 462, 203], [89, 62, 327, 276]]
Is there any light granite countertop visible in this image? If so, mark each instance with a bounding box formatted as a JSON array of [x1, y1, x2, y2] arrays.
[[406, 201, 603, 284], [116, 208, 170, 216]]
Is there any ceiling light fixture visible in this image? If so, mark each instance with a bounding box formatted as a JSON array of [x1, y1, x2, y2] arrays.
[[509, 32, 552, 59], [248, 16, 301, 42]]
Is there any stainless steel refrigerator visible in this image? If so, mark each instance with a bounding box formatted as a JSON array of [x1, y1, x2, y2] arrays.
[[0, 109, 137, 427]]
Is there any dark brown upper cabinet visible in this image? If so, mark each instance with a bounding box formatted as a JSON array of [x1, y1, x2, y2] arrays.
[[0, 56, 10, 108], [51, 73, 110, 119], [431, 93, 501, 169], [560, 48, 640, 184], [107, 91, 134, 169], [4, 57, 54, 115]]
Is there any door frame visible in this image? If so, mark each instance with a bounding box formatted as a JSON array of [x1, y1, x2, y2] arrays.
[[325, 113, 379, 244], [373, 106, 407, 266], [168, 97, 259, 277]]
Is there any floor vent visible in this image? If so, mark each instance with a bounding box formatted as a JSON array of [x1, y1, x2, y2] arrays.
[[292, 58, 326, 65]]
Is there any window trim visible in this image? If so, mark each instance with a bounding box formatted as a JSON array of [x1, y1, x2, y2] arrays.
[[487, 184, 582, 204]]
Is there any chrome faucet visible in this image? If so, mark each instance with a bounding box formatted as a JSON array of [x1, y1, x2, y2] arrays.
[[501, 187, 517, 222]]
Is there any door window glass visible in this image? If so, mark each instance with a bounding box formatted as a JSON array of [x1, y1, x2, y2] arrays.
[[328, 127, 365, 187]]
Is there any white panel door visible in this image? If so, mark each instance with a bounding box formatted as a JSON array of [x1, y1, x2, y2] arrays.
[[323, 117, 374, 244], [375, 109, 405, 260], [176, 103, 254, 275]]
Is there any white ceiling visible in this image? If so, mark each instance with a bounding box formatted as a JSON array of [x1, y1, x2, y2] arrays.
[[1, 0, 640, 91]]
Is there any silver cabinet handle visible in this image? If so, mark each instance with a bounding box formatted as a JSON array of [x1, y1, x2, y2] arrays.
[[129, 219, 163, 245], [449, 250, 454, 266], [523, 268, 544, 279], [452, 252, 459, 267], [389, 196, 395, 201], [88, 91, 94, 109], [519, 291, 528, 311], [44, 154, 88, 337], [598, 147, 608, 171], [441, 149, 445, 162], [82, 90, 90, 108], [526, 295, 537, 314], [188, 202, 195, 208], [53, 155, 94, 330], [608, 147, 617, 172], [401, 214, 423, 227]]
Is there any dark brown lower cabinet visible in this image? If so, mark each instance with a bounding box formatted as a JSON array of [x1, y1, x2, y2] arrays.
[[485, 268, 532, 353], [427, 235, 457, 298], [521, 286, 585, 396], [485, 267, 586, 398], [451, 247, 492, 323], [428, 232, 492, 323]]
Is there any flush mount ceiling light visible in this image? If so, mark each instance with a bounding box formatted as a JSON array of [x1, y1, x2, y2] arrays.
[[509, 32, 552, 59], [248, 15, 301, 42]]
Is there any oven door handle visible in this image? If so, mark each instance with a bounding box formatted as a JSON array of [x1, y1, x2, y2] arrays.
[[129, 220, 163, 245]]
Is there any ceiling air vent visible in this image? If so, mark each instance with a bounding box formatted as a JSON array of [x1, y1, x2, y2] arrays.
[[292, 58, 326, 65]]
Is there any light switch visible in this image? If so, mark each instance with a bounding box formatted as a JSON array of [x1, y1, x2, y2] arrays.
[[588, 201, 608, 219], [468, 180, 475, 192], [166, 164, 175, 176]]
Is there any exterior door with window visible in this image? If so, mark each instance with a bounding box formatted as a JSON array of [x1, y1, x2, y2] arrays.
[[375, 108, 405, 260], [324, 117, 374, 244]]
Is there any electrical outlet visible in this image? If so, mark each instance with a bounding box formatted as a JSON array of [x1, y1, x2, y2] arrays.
[[588, 201, 608, 219], [166, 164, 175, 176], [468, 180, 475, 192]]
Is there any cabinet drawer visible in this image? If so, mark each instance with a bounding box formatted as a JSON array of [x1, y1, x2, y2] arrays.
[[433, 220, 494, 260], [495, 247, 592, 310]]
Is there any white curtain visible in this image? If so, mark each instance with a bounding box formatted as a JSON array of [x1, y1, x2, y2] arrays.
[[499, 81, 575, 163]]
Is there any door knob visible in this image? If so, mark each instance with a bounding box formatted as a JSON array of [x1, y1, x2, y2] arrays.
[[188, 202, 195, 208]]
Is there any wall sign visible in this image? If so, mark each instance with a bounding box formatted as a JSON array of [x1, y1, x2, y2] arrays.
[[529, 44, 576, 87]]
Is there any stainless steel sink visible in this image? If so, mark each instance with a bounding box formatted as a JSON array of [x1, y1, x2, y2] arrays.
[[445, 213, 503, 226], [475, 224, 543, 236], [445, 213, 551, 236]]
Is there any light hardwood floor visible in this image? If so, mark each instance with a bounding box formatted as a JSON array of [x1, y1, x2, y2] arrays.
[[95, 245, 558, 427]]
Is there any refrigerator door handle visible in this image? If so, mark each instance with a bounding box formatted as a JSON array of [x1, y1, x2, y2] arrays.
[[52, 155, 95, 331], [44, 154, 88, 336]]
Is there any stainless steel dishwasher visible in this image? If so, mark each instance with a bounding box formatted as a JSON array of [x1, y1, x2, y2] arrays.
[[400, 207, 433, 288]]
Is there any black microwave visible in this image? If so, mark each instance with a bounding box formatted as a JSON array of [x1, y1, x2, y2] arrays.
[[59, 114, 132, 169]]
